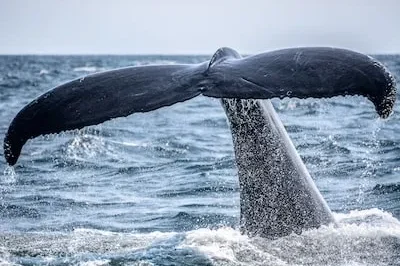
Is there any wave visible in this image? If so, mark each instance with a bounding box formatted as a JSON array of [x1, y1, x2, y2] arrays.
[[73, 66, 105, 73], [0, 209, 399, 266], [0, 204, 40, 218], [134, 60, 177, 66], [38, 69, 49, 75], [372, 183, 400, 194]]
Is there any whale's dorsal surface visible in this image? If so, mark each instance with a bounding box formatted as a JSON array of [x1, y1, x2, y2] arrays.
[[3, 47, 396, 238]]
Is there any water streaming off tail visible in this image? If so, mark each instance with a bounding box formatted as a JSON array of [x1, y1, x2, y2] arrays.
[[0, 55, 399, 265]]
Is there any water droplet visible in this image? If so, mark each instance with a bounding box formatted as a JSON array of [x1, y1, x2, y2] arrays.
[[2, 165, 16, 184]]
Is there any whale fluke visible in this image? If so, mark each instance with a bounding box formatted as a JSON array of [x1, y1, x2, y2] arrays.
[[4, 47, 396, 165], [203, 47, 396, 119], [3, 65, 205, 165]]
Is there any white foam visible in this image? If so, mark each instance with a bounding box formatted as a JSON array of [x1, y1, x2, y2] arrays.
[[66, 134, 108, 161], [1, 210, 399, 265], [180, 227, 287, 265], [69, 228, 175, 253], [73, 66, 103, 73], [179, 209, 400, 266], [109, 139, 149, 148], [39, 69, 49, 75], [135, 60, 176, 66], [335, 208, 400, 227], [79, 259, 110, 266], [1, 166, 16, 184]]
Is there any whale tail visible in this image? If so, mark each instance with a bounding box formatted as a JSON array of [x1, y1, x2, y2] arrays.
[[202, 47, 396, 119], [3, 64, 206, 165], [4, 47, 396, 165]]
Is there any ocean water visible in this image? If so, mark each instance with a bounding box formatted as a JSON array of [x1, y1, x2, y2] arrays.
[[0, 54, 400, 266]]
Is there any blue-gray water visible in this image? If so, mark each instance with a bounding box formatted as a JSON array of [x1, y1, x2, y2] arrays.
[[0, 54, 400, 265]]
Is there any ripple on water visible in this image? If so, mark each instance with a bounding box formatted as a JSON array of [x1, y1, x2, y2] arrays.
[[1, 55, 400, 265], [0, 209, 398, 266]]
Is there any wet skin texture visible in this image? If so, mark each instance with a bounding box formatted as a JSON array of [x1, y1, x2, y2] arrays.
[[4, 47, 396, 238]]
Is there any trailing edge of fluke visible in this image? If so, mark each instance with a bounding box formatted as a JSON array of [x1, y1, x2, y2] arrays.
[[3, 47, 397, 165]]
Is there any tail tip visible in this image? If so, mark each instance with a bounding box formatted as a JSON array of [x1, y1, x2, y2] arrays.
[[4, 137, 21, 166], [374, 69, 397, 119]]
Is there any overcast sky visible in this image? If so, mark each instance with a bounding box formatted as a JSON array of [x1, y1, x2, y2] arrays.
[[0, 0, 399, 54]]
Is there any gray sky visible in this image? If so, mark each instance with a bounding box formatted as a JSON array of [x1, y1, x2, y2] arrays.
[[0, 0, 399, 54]]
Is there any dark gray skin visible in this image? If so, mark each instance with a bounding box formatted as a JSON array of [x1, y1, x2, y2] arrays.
[[215, 49, 334, 237], [3, 47, 396, 238], [4, 47, 395, 166], [223, 98, 334, 238]]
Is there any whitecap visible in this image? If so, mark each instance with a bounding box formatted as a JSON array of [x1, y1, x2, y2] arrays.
[[1, 165, 16, 184], [135, 60, 176, 66], [180, 209, 400, 266], [1, 209, 399, 265], [39, 69, 49, 76], [64, 134, 110, 161], [73, 66, 103, 73]]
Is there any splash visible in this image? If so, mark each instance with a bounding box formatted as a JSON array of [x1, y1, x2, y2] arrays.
[[65, 134, 108, 161], [1, 166, 16, 184], [357, 120, 383, 204], [0, 209, 398, 266], [181, 209, 400, 266], [73, 66, 104, 73]]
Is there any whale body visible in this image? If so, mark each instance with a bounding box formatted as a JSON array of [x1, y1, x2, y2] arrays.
[[3, 47, 396, 238]]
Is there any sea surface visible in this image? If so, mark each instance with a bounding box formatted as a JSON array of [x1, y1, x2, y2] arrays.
[[0, 54, 400, 266]]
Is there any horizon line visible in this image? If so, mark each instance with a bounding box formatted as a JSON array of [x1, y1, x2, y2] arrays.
[[0, 52, 214, 57], [1, 51, 400, 56]]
